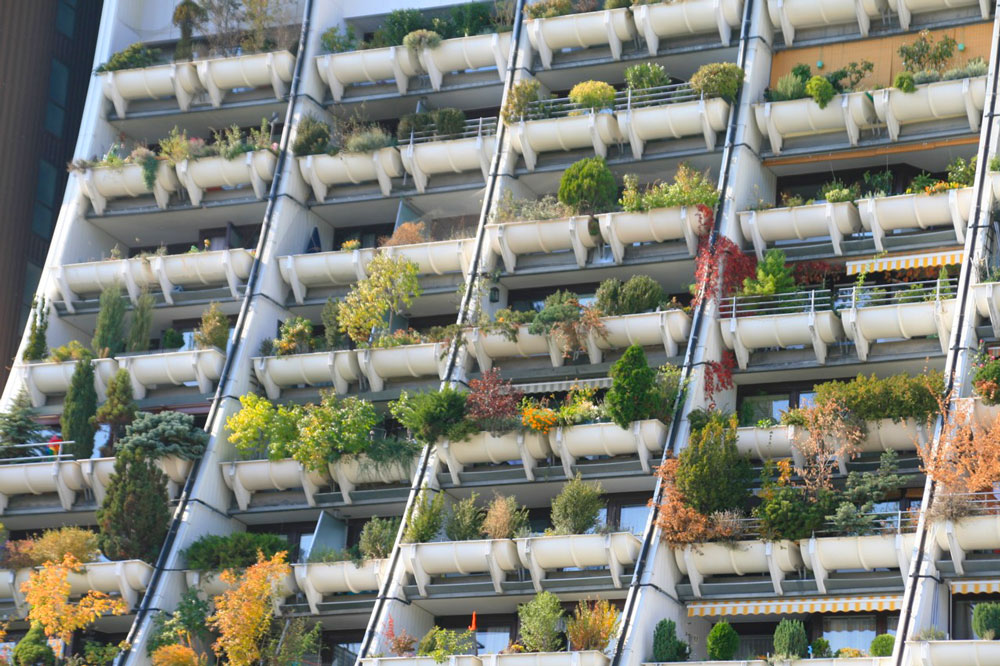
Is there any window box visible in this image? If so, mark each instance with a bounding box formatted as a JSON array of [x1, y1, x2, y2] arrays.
[[19, 357, 118, 407], [674, 539, 802, 596], [906, 639, 1000, 665], [765, 0, 888, 45], [754, 93, 876, 154], [932, 512, 1000, 576], [359, 342, 466, 393], [220, 458, 330, 511], [856, 188, 973, 252], [328, 455, 416, 503], [297, 148, 404, 200], [117, 347, 226, 399], [292, 559, 388, 613], [465, 326, 561, 372], [148, 248, 254, 303], [803, 533, 916, 593], [184, 568, 297, 599], [617, 93, 730, 157], [873, 76, 987, 141], [80, 455, 193, 504], [894, 0, 991, 30], [526, 8, 636, 69], [100, 62, 203, 117], [0, 458, 86, 514], [485, 215, 598, 271], [195, 50, 295, 107], [401, 131, 496, 193], [509, 112, 622, 171], [316, 46, 421, 102], [399, 539, 520, 595], [597, 205, 707, 261], [175, 150, 277, 206], [252, 350, 362, 399], [839, 283, 957, 361], [79, 162, 179, 215], [633, 0, 743, 54], [514, 532, 641, 590], [738, 201, 862, 259], [437, 430, 552, 484], [550, 419, 667, 476], [419, 32, 512, 90]]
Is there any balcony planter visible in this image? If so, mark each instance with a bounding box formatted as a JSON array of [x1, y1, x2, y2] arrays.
[[862, 418, 927, 452], [509, 112, 622, 171], [873, 76, 987, 141], [526, 8, 636, 69], [933, 513, 1000, 576], [100, 61, 203, 117], [80, 455, 192, 505], [515, 532, 641, 590], [359, 342, 466, 393], [988, 170, 1000, 207], [293, 559, 387, 613], [252, 350, 361, 399], [79, 162, 179, 215], [65, 560, 153, 610], [735, 425, 801, 463], [420, 32, 512, 90], [49, 257, 153, 307], [894, 0, 991, 30], [363, 658, 482, 666], [973, 280, 1000, 337], [328, 455, 417, 503], [195, 50, 295, 107], [148, 248, 254, 304], [803, 532, 916, 593], [278, 248, 376, 302], [598, 205, 707, 260], [399, 539, 520, 595], [754, 92, 876, 154], [19, 357, 118, 407], [185, 568, 297, 600], [673, 539, 801, 596], [618, 97, 730, 157], [738, 201, 862, 259], [117, 347, 226, 399], [401, 134, 496, 192], [175, 150, 277, 206], [438, 430, 552, 484], [485, 653, 609, 666], [220, 458, 331, 511], [297, 148, 404, 200], [766, 0, 887, 45], [316, 46, 422, 102], [550, 420, 667, 476], [633, 0, 743, 54], [486, 215, 598, 271], [0, 459, 86, 514], [465, 326, 561, 372], [907, 640, 1000, 666], [856, 188, 973, 251], [587, 310, 692, 363], [840, 295, 957, 361], [382, 238, 477, 278], [719, 301, 844, 369]]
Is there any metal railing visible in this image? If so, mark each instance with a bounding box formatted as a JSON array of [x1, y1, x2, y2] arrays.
[[717, 509, 916, 541], [404, 116, 498, 145], [933, 490, 1000, 518], [719, 288, 833, 318], [614, 82, 703, 111], [0, 441, 77, 465], [836, 278, 958, 309]]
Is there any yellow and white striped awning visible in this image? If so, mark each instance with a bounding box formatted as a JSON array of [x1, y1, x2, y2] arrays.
[[845, 249, 964, 276], [951, 579, 1000, 595], [687, 595, 903, 617]]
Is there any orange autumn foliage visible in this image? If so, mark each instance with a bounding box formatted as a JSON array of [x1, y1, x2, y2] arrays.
[[151, 644, 202, 666], [21, 553, 127, 643], [653, 458, 714, 545], [920, 399, 1000, 494], [208, 551, 290, 666]]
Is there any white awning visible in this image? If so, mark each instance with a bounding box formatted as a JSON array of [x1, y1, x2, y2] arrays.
[[951, 579, 1000, 595], [845, 249, 964, 276], [687, 594, 903, 617], [513, 377, 612, 394]]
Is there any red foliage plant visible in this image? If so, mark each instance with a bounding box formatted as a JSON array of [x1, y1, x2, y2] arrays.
[[467, 368, 524, 433], [691, 226, 756, 309], [652, 458, 714, 545], [792, 260, 841, 287], [703, 350, 737, 405], [384, 616, 416, 657]]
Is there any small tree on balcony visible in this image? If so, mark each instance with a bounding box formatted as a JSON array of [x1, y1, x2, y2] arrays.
[[116, 411, 208, 460], [94, 369, 137, 452], [13, 623, 54, 666], [172, 0, 205, 61], [23, 297, 48, 362], [0, 390, 43, 455], [338, 253, 421, 345], [195, 302, 230, 350], [92, 283, 127, 358], [61, 360, 97, 459], [96, 447, 170, 561], [128, 289, 155, 353], [675, 414, 752, 516]]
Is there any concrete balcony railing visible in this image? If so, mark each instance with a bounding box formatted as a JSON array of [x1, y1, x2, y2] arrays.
[[0, 455, 86, 514], [418, 32, 512, 90], [973, 277, 1000, 337], [363, 653, 610, 666], [185, 568, 298, 600], [838, 279, 957, 361], [633, 0, 743, 54], [400, 118, 497, 192], [485, 215, 598, 271], [508, 104, 622, 172], [18, 356, 118, 407], [400, 538, 521, 595], [894, 0, 991, 31], [316, 45, 422, 101], [526, 7, 636, 68], [661, 659, 891, 666], [515, 532, 641, 590], [597, 204, 708, 261], [766, 0, 888, 45], [327, 455, 417, 503], [616, 84, 731, 156], [194, 50, 295, 107], [252, 350, 362, 399], [857, 188, 973, 252], [931, 503, 1000, 575], [297, 147, 403, 199], [736, 418, 927, 462], [358, 342, 466, 393], [221, 458, 330, 510], [906, 640, 1000, 666], [80, 455, 193, 504], [803, 532, 916, 593], [874, 75, 987, 141], [175, 150, 277, 206], [292, 559, 388, 613], [437, 430, 552, 484], [63, 560, 154, 610], [674, 538, 802, 596], [117, 347, 226, 399], [739, 201, 863, 259], [550, 419, 668, 476], [754, 92, 876, 154], [362, 658, 482, 666], [79, 161, 179, 215]]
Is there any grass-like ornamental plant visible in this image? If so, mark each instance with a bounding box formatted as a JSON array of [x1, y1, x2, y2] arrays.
[[402, 29, 442, 53], [625, 62, 669, 90], [403, 488, 446, 543]]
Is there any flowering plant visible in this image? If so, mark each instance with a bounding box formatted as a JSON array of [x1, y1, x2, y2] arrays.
[[973, 346, 1000, 405], [521, 399, 558, 434]]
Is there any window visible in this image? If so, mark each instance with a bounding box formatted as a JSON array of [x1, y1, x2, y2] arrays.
[[36, 161, 57, 206], [823, 615, 876, 654], [49, 60, 69, 106], [55, 1, 75, 37], [44, 102, 65, 138], [31, 202, 53, 239]]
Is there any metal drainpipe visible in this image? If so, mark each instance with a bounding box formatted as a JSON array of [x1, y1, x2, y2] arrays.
[[112, 3, 314, 663], [357, 0, 526, 658], [892, 13, 1000, 665], [608, 0, 756, 662]]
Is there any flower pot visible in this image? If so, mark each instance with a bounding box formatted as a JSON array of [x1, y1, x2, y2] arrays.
[[549, 420, 667, 476], [754, 92, 876, 154], [738, 201, 862, 258], [399, 539, 520, 595], [617, 97, 730, 157], [359, 342, 457, 393], [465, 326, 560, 372], [597, 205, 708, 260], [856, 188, 973, 251], [117, 347, 226, 399], [297, 148, 404, 200], [508, 113, 622, 171], [18, 357, 118, 407], [66, 560, 153, 610], [861, 418, 927, 452], [766, 0, 888, 44], [293, 559, 387, 613], [401, 134, 496, 192], [735, 425, 800, 462], [485, 215, 598, 271], [328, 455, 417, 503], [220, 457, 331, 510], [591, 310, 692, 361], [100, 62, 203, 116], [633, 0, 743, 54], [195, 50, 294, 106], [148, 248, 254, 304], [421, 32, 512, 89], [720, 309, 843, 369], [526, 8, 636, 68], [673, 539, 801, 596], [0, 459, 86, 514], [79, 162, 179, 215], [252, 350, 361, 399], [906, 639, 1000, 666], [316, 46, 422, 101], [175, 150, 276, 206], [873, 76, 987, 141], [438, 430, 552, 483], [515, 532, 641, 590], [841, 297, 957, 361]]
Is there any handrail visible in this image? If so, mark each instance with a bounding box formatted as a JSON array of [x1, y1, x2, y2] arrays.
[[719, 288, 833, 317], [838, 278, 959, 308], [515, 82, 707, 121], [405, 116, 498, 145], [698, 510, 916, 541]]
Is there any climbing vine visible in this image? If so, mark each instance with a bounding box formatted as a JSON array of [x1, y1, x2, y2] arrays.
[[690, 205, 756, 308]]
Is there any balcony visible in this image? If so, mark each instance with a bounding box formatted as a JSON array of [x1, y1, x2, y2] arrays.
[[292, 559, 388, 613], [194, 50, 295, 107], [765, 0, 887, 45], [931, 498, 1000, 575], [19, 357, 118, 407], [419, 32, 512, 90], [737, 419, 926, 466], [297, 146, 403, 199], [252, 350, 362, 399], [399, 538, 521, 595], [220, 458, 331, 510], [485, 214, 597, 271], [79, 455, 193, 504], [508, 105, 622, 172], [633, 0, 743, 55], [754, 92, 876, 154], [874, 75, 987, 141], [437, 430, 553, 484], [65, 559, 154, 610], [327, 455, 416, 503], [894, 0, 991, 31], [185, 568, 297, 599], [616, 83, 731, 156], [359, 341, 466, 393], [674, 539, 802, 596], [598, 202, 711, 261], [526, 7, 636, 69], [739, 201, 863, 259], [839, 279, 957, 361], [316, 45, 422, 101], [550, 419, 668, 476], [79, 161, 179, 215], [399, 117, 497, 193], [719, 290, 843, 369], [0, 451, 86, 513], [175, 149, 277, 205], [515, 532, 641, 590], [906, 640, 1000, 666], [113, 347, 225, 399], [804, 532, 916, 593], [857, 188, 972, 252]]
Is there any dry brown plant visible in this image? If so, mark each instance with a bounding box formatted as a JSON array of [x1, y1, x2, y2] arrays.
[[792, 397, 863, 496]]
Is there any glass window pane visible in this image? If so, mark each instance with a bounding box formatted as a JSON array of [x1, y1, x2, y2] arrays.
[[823, 615, 876, 654], [49, 60, 69, 105], [36, 161, 57, 205], [56, 3, 75, 37], [619, 505, 648, 535], [45, 102, 64, 138], [474, 626, 511, 655], [31, 203, 53, 239], [331, 642, 361, 666]]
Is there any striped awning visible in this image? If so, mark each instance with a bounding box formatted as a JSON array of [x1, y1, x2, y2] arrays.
[[951, 579, 1000, 595], [513, 377, 612, 394], [687, 595, 903, 617], [845, 249, 964, 276]]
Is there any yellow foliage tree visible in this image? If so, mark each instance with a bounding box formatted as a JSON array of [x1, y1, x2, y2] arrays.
[[21, 553, 127, 644], [208, 551, 290, 666]]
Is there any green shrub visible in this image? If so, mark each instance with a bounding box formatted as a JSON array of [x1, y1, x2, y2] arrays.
[[62, 360, 97, 459], [947, 155, 976, 186], [161, 328, 184, 349], [417, 627, 475, 663], [293, 116, 332, 156], [97, 43, 160, 72], [525, 0, 573, 19], [403, 29, 442, 53], [689, 62, 744, 102], [321, 25, 358, 53], [432, 107, 466, 137], [449, 2, 493, 36], [445, 492, 485, 541], [605, 345, 660, 429], [518, 591, 565, 652], [391, 387, 476, 444], [501, 79, 541, 124], [651, 619, 689, 662], [96, 447, 169, 562], [805, 75, 835, 108], [550, 475, 604, 535], [893, 71, 916, 93], [676, 416, 752, 515], [359, 516, 400, 559], [404, 488, 446, 543], [755, 477, 835, 541], [773, 619, 808, 658], [596, 275, 665, 316], [973, 602, 1000, 639], [116, 410, 208, 460], [870, 634, 896, 656], [184, 532, 288, 570], [344, 125, 394, 153], [620, 165, 719, 212], [898, 29, 956, 72], [811, 637, 833, 658], [813, 372, 942, 423], [740, 248, 796, 296], [13, 623, 55, 666], [706, 621, 739, 661], [373, 9, 428, 47], [398, 111, 433, 140], [769, 71, 808, 101], [558, 156, 617, 214], [569, 80, 616, 111], [625, 62, 669, 90]]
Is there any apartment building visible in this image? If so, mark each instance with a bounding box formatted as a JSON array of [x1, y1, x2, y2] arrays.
[[1, 0, 999, 665]]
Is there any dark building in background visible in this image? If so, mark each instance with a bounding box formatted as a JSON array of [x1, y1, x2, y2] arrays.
[[0, 0, 103, 385]]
